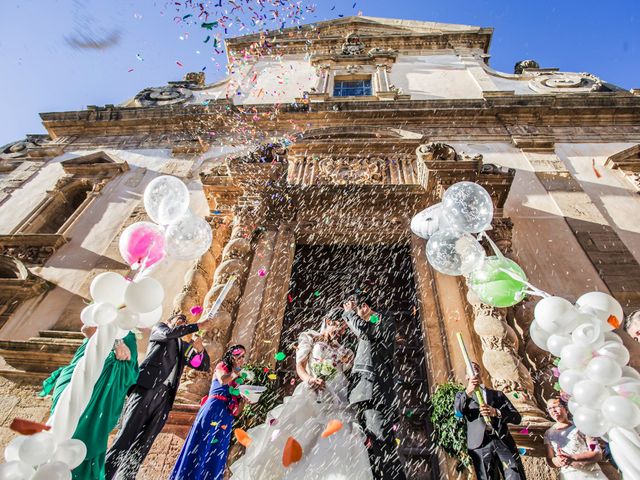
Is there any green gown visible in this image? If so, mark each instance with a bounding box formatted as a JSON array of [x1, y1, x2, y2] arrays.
[[40, 332, 139, 480]]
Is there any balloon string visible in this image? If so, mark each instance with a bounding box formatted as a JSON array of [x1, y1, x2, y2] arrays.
[[478, 231, 504, 259], [497, 267, 551, 298], [134, 239, 155, 281]]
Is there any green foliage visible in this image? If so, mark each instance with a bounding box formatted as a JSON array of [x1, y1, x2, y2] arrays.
[[232, 363, 281, 441], [429, 382, 471, 471]]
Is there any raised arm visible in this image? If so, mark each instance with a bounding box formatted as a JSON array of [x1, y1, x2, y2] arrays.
[[150, 322, 199, 342], [342, 309, 373, 339]]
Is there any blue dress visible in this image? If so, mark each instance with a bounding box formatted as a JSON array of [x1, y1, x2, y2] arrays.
[[170, 369, 236, 480]]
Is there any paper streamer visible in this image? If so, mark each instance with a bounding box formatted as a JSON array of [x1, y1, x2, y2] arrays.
[[204, 275, 236, 320]]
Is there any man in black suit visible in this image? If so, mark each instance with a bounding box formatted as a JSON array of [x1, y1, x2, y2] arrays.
[[343, 291, 406, 480], [454, 362, 526, 480], [105, 313, 212, 479]]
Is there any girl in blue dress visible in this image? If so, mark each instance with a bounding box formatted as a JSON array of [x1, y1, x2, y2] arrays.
[[170, 344, 247, 480]]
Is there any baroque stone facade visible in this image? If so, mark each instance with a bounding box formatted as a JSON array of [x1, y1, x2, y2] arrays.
[[0, 15, 638, 479]]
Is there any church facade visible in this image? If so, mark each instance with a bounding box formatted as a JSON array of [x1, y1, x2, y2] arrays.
[[1, 16, 639, 479]]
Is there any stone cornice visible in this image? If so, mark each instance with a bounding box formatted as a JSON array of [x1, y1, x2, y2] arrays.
[[39, 94, 640, 140]]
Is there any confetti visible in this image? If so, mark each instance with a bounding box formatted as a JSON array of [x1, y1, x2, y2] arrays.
[[321, 420, 343, 438], [127, 68, 134, 73], [258, 267, 267, 277], [314, 291, 320, 297], [454, 411, 464, 419], [519, 428, 529, 435], [176, 61, 183, 67], [269, 418, 278, 426], [235, 428, 252, 447], [369, 314, 380, 324], [268, 374, 277, 380], [518, 448, 527, 456], [288, 294, 293, 303], [275, 351, 286, 361], [190, 305, 203, 315], [282, 437, 303, 467]]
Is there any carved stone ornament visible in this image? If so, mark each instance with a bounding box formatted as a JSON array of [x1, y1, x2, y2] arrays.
[[0, 139, 40, 160], [0, 234, 68, 266], [134, 85, 194, 107], [514, 59, 540, 74], [340, 33, 365, 56], [416, 142, 483, 163], [316, 156, 387, 184], [529, 72, 612, 93], [241, 143, 288, 164]]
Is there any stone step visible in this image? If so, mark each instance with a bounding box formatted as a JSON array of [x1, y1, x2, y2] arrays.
[[0, 368, 50, 384], [38, 330, 85, 340]]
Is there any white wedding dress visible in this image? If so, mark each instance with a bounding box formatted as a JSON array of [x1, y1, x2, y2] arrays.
[[229, 331, 373, 480], [544, 424, 607, 479]]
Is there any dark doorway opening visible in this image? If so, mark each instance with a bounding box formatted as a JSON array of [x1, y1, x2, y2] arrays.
[[277, 243, 439, 479]]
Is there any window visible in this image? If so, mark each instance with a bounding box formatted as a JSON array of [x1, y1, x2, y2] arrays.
[[333, 79, 372, 97]]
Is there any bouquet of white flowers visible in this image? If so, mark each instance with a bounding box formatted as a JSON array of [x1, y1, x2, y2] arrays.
[[311, 359, 337, 381]]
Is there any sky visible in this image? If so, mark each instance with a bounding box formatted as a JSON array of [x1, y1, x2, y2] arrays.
[[0, 0, 638, 145]]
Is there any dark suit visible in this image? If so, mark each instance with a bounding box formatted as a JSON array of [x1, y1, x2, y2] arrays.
[[344, 310, 405, 480], [454, 388, 526, 480], [105, 322, 210, 480]]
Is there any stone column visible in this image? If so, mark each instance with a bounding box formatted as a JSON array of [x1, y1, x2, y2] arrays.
[[175, 207, 256, 403]]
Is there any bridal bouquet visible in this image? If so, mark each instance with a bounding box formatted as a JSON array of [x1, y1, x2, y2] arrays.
[[311, 359, 338, 381]]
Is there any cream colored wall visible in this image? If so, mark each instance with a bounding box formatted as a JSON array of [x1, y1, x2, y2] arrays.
[[0, 146, 238, 348], [450, 142, 609, 300], [555, 142, 640, 265]]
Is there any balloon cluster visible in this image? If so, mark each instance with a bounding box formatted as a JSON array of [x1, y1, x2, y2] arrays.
[[1, 431, 85, 480], [80, 272, 164, 334], [119, 175, 212, 269], [412, 181, 528, 307], [530, 292, 640, 478]]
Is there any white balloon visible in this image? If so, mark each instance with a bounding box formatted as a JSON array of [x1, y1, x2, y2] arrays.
[[604, 331, 624, 344], [143, 175, 190, 225], [608, 428, 640, 480], [89, 272, 128, 307], [456, 234, 486, 275], [18, 431, 55, 466], [115, 308, 139, 331], [79, 304, 97, 327], [164, 212, 212, 261], [124, 277, 164, 314], [597, 341, 630, 367], [529, 321, 551, 350], [547, 334, 572, 357], [571, 320, 605, 348], [137, 306, 163, 328], [586, 357, 623, 385], [560, 343, 593, 370], [576, 292, 624, 329], [410, 204, 443, 240], [31, 461, 71, 480], [567, 398, 581, 413], [612, 381, 640, 398], [558, 369, 585, 395], [573, 406, 609, 437], [0, 461, 34, 480], [602, 395, 640, 428], [92, 302, 118, 326], [441, 181, 494, 233], [622, 366, 640, 381], [535, 297, 577, 334], [572, 379, 610, 406], [4, 436, 26, 462], [51, 439, 86, 470]]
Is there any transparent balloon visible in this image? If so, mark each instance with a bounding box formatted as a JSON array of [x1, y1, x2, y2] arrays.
[[441, 181, 494, 233], [410, 203, 444, 240], [143, 175, 190, 225], [164, 212, 213, 261]]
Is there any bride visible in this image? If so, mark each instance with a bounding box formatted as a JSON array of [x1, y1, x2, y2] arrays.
[[229, 308, 373, 480]]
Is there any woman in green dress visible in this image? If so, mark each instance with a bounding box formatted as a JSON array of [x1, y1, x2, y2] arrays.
[[40, 325, 139, 480]]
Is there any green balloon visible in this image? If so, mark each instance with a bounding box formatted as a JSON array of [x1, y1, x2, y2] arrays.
[[468, 256, 527, 307]]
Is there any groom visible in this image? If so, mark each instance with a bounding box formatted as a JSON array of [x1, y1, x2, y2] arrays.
[[343, 291, 406, 480]]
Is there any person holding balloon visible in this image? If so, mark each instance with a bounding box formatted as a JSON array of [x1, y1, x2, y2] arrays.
[[105, 313, 213, 480], [40, 325, 139, 480], [544, 397, 607, 479]]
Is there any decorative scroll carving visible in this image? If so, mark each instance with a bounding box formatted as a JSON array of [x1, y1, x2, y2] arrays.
[[238, 143, 288, 164], [514, 60, 539, 74], [0, 234, 68, 266], [0, 136, 64, 161], [134, 85, 193, 107], [340, 33, 365, 56], [605, 144, 640, 192], [529, 72, 613, 94], [0, 139, 40, 160], [416, 142, 482, 163], [317, 156, 387, 185]]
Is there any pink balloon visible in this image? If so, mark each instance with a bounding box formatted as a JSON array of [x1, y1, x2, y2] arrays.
[[119, 222, 166, 268]]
